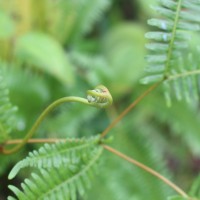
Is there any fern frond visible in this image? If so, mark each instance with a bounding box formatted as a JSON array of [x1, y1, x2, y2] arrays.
[[142, 0, 200, 104], [70, 0, 111, 41], [162, 52, 200, 106], [70, 51, 109, 71], [143, 91, 200, 155], [8, 144, 103, 200], [87, 127, 173, 200], [9, 135, 100, 179], [189, 174, 200, 198], [70, 51, 111, 85], [0, 68, 17, 143], [143, 0, 200, 83], [8, 146, 103, 200]]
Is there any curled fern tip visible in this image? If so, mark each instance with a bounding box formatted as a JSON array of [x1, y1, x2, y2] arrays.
[[87, 85, 113, 108]]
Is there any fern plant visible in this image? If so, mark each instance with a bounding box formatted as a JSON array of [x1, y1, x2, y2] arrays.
[[0, 68, 17, 144], [142, 0, 200, 105], [8, 137, 103, 200], [8, 135, 101, 179], [1, 0, 200, 200]]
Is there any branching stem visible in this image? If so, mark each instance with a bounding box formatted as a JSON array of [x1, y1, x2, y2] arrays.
[[2, 82, 162, 154], [103, 144, 189, 199], [1, 85, 112, 154], [2, 83, 192, 199], [100, 81, 162, 138]]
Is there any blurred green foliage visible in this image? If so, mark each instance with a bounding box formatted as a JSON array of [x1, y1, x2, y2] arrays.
[[0, 0, 200, 199]]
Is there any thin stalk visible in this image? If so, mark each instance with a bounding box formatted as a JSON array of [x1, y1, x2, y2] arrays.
[[103, 144, 189, 199], [2, 97, 89, 154], [1, 85, 112, 155], [5, 138, 67, 145], [100, 81, 162, 138]]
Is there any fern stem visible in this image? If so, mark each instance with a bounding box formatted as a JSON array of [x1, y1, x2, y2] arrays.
[[167, 69, 200, 81], [1, 85, 113, 154], [103, 144, 189, 199], [100, 81, 162, 138], [2, 97, 89, 154], [5, 138, 67, 145], [164, 0, 182, 76]]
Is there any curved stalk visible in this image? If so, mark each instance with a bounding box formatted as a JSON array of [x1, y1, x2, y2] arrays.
[[103, 144, 189, 199], [2, 85, 113, 154], [2, 97, 89, 154]]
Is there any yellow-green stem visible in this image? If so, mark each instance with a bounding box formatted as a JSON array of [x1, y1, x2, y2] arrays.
[[1, 85, 112, 154], [2, 97, 89, 154], [5, 138, 67, 145]]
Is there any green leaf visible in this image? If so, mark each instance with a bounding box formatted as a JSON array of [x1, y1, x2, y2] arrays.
[[14, 32, 74, 85]]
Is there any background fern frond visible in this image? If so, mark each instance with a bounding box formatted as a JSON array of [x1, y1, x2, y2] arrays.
[[143, 0, 200, 81], [9, 135, 100, 179], [189, 174, 200, 198], [142, 0, 200, 104], [69, 0, 111, 42], [141, 91, 200, 155], [87, 129, 174, 200], [162, 50, 200, 106], [8, 144, 103, 200], [70, 51, 111, 85], [0, 68, 17, 143]]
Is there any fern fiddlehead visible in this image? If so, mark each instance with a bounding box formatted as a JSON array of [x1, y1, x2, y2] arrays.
[[1, 85, 112, 154], [87, 85, 113, 108]]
